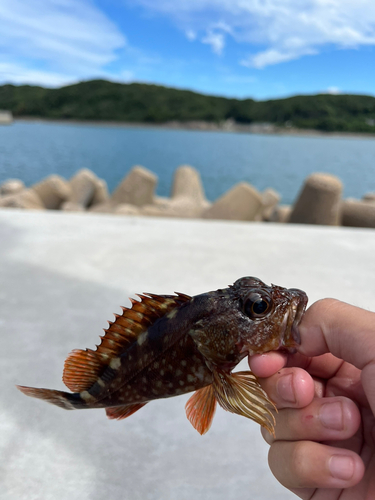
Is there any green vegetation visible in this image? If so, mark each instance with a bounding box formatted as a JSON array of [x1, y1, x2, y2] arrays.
[[1, 79, 375, 133]]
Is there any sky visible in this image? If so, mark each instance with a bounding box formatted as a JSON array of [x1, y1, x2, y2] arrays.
[[0, 0, 375, 100]]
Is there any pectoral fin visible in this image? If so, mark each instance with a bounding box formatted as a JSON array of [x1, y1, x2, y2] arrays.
[[212, 370, 276, 436], [185, 385, 217, 435]]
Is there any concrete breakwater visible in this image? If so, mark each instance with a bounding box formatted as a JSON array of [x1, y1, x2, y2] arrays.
[[0, 165, 374, 228], [0, 110, 13, 124]]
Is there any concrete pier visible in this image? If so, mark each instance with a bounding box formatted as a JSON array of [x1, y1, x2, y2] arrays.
[[1, 210, 374, 500]]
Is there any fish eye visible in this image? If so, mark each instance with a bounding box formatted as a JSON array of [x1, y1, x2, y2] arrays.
[[243, 292, 272, 319]]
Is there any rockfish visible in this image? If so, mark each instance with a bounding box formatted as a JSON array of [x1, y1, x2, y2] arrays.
[[17, 277, 307, 435]]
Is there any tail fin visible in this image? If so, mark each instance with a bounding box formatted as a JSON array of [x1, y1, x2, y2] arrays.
[[16, 385, 83, 410]]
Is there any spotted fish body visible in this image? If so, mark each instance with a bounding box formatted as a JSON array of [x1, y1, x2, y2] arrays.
[[17, 277, 308, 434]]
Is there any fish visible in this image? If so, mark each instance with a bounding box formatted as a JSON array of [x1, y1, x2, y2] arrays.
[[17, 277, 308, 435]]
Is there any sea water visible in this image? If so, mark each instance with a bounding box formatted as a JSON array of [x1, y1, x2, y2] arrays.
[[0, 120, 374, 204]]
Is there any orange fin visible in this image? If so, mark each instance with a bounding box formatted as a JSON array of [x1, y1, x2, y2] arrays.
[[63, 292, 191, 393], [185, 385, 217, 435], [63, 349, 104, 393], [105, 403, 147, 420], [212, 370, 277, 436]]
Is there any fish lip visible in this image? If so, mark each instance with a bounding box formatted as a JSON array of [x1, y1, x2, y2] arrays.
[[279, 310, 289, 345], [291, 297, 307, 345], [281, 290, 308, 349]]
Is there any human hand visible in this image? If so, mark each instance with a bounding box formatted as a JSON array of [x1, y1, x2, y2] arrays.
[[249, 299, 375, 499]]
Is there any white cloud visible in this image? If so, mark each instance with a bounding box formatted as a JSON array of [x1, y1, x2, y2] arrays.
[[242, 47, 318, 69], [132, 0, 375, 67], [186, 29, 197, 41], [0, 62, 78, 87], [0, 0, 126, 86], [202, 31, 225, 55], [0, 61, 137, 88]]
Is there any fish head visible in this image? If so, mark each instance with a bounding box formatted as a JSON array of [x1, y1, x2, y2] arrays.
[[233, 276, 308, 355]]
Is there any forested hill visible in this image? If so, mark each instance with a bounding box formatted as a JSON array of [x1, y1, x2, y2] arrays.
[[1, 79, 375, 133]]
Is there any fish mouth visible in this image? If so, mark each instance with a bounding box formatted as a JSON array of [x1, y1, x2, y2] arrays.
[[279, 289, 308, 351]]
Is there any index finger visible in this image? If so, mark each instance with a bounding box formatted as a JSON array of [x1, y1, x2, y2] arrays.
[[298, 298, 375, 413]]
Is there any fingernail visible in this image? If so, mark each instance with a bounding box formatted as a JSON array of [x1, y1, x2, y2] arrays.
[[319, 402, 343, 430], [329, 455, 354, 480], [276, 374, 295, 403]]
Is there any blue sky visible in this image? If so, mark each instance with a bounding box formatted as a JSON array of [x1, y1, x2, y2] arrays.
[[1, 0, 375, 99]]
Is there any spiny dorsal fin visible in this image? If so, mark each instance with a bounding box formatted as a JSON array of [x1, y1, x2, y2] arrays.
[[63, 292, 191, 392], [212, 370, 277, 436], [185, 385, 217, 435]]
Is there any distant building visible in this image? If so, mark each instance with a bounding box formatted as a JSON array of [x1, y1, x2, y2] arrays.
[[0, 110, 13, 125]]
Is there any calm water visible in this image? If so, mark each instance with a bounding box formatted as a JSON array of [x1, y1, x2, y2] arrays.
[[0, 120, 375, 204]]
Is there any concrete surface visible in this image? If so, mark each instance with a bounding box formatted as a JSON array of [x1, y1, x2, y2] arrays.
[[1, 209, 374, 500]]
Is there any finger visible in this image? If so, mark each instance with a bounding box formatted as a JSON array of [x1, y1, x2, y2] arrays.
[[299, 299, 375, 414], [250, 345, 342, 381], [286, 351, 344, 379], [299, 299, 375, 364], [268, 440, 365, 491], [326, 364, 368, 410], [251, 348, 343, 382], [257, 367, 315, 409], [249, 351, 287, 378], [261, 396, 361, 445]]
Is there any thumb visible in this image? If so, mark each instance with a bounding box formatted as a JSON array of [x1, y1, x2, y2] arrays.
[[298, 298, 375, 414]]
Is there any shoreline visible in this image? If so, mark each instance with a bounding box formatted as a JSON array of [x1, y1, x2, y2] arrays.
[[14, 116, 375, 140]]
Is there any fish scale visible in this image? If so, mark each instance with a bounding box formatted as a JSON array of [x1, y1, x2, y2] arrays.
[[17, 277, 308, 435]]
